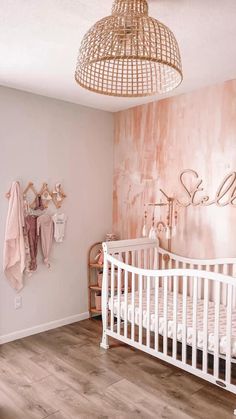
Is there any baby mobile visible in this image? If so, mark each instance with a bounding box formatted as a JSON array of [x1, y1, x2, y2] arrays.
[[142, 189, 178, 252]]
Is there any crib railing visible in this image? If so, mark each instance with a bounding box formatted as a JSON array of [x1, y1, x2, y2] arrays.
[[101, 240, 236, 395], [158, 248, 236, 305]]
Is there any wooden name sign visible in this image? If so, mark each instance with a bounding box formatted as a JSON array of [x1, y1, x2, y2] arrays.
[[177, 169, 236, 207]]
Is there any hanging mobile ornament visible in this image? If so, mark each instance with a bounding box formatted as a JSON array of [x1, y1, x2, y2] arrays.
[[142, 208, 148, 238], [149, 207, 157, 239], [157, 199, 165, 234], [172, 205, 178, 237], [166, 202, 171, 240]]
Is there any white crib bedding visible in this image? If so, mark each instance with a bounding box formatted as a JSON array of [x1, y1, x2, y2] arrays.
[[108, 287, 236, 358]]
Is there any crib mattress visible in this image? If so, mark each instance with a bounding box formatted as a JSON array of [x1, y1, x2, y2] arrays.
[[108, 288, 236, 357]]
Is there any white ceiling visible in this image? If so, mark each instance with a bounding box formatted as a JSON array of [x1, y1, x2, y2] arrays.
[[0, 0, 236, 112]]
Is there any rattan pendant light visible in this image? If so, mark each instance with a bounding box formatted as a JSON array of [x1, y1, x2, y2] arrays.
[[75, 0, 183, 97]]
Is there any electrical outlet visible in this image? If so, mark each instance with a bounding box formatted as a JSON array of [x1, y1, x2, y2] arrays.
[[15, 296, 22, 310]]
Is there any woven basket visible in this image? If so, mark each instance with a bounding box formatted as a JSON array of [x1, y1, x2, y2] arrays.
[[95, 292, 102, 311], [97, 272, 103, 288], [97, 272, 124, 288]]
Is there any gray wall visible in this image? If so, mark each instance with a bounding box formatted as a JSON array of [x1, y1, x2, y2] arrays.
[[0, 86, 113, 339]]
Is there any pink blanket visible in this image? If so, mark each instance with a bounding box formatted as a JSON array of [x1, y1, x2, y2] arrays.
[[3, 182, 25, 291]]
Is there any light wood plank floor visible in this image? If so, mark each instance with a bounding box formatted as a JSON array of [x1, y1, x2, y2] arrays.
[[0, 319, 235, 419]]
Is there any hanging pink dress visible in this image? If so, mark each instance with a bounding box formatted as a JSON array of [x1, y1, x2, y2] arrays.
[[37, 214, 54, 268]]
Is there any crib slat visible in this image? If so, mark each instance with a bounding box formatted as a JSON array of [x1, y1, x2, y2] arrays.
[[124, 267, 128, 339], [139, 274, 143, 345], [233, 263, 236, 278], [197, 264, 202, 299], [117, 266, 121, 336], [155, 275, 159, 352], [138, 250, 141, 269], [149, 248, 154, 288], [143, 250, 148, 291], [131, 251, 135, 267], [167, 258, 172, 292], [222, 264, 228, 306], [173, 275, 178, 359], [131, 272, 135, 341], [159, 255, 163, 287], [146, 276, 151, 348], [226, 284, 233, 384], [125, 251, 129, 338], [189, 263, 194, 296], [147, 248, 150, 270], [213, 279, 220, 379], [149, 247, 153, 269], [203, 277, 209, 374], [233, 264, 236, 308], [159, 252, 163, 269], [154, 247, 158, 269], [182, 262, 187, 294], [110, 262, 115, 332], [164, 276, 168, 356], [144, 249, 147, 269], [192, 276, 198, 369], [182, 275, 187, 364]]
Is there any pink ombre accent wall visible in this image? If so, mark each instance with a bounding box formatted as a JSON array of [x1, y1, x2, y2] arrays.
[[113, 79, 236, 258]]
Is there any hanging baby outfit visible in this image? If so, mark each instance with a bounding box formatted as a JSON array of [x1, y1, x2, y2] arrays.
[[52, 213, 67, 243], [37, 214, 54, 267], [24, 215, 38, 272]]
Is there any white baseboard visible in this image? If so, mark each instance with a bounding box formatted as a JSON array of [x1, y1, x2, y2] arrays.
[[0, 311, 90, 345]]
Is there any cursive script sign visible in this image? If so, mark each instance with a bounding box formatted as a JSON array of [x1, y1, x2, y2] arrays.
[[177, 169, 236, 207]]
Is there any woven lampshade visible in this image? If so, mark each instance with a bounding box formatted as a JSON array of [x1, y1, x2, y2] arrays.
[[75, 0, 183, 97]]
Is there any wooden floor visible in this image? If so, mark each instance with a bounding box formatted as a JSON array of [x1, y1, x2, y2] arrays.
[[0, 319, 235, 419]]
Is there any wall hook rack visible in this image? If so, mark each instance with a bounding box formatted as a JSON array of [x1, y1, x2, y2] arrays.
[[6, 181, 67, 210]]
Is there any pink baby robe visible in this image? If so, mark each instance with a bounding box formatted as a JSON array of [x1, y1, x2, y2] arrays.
[[3, 182, 25, 291]]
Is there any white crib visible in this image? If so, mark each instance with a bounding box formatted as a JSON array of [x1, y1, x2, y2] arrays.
[[100, 238, 236, 396]]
